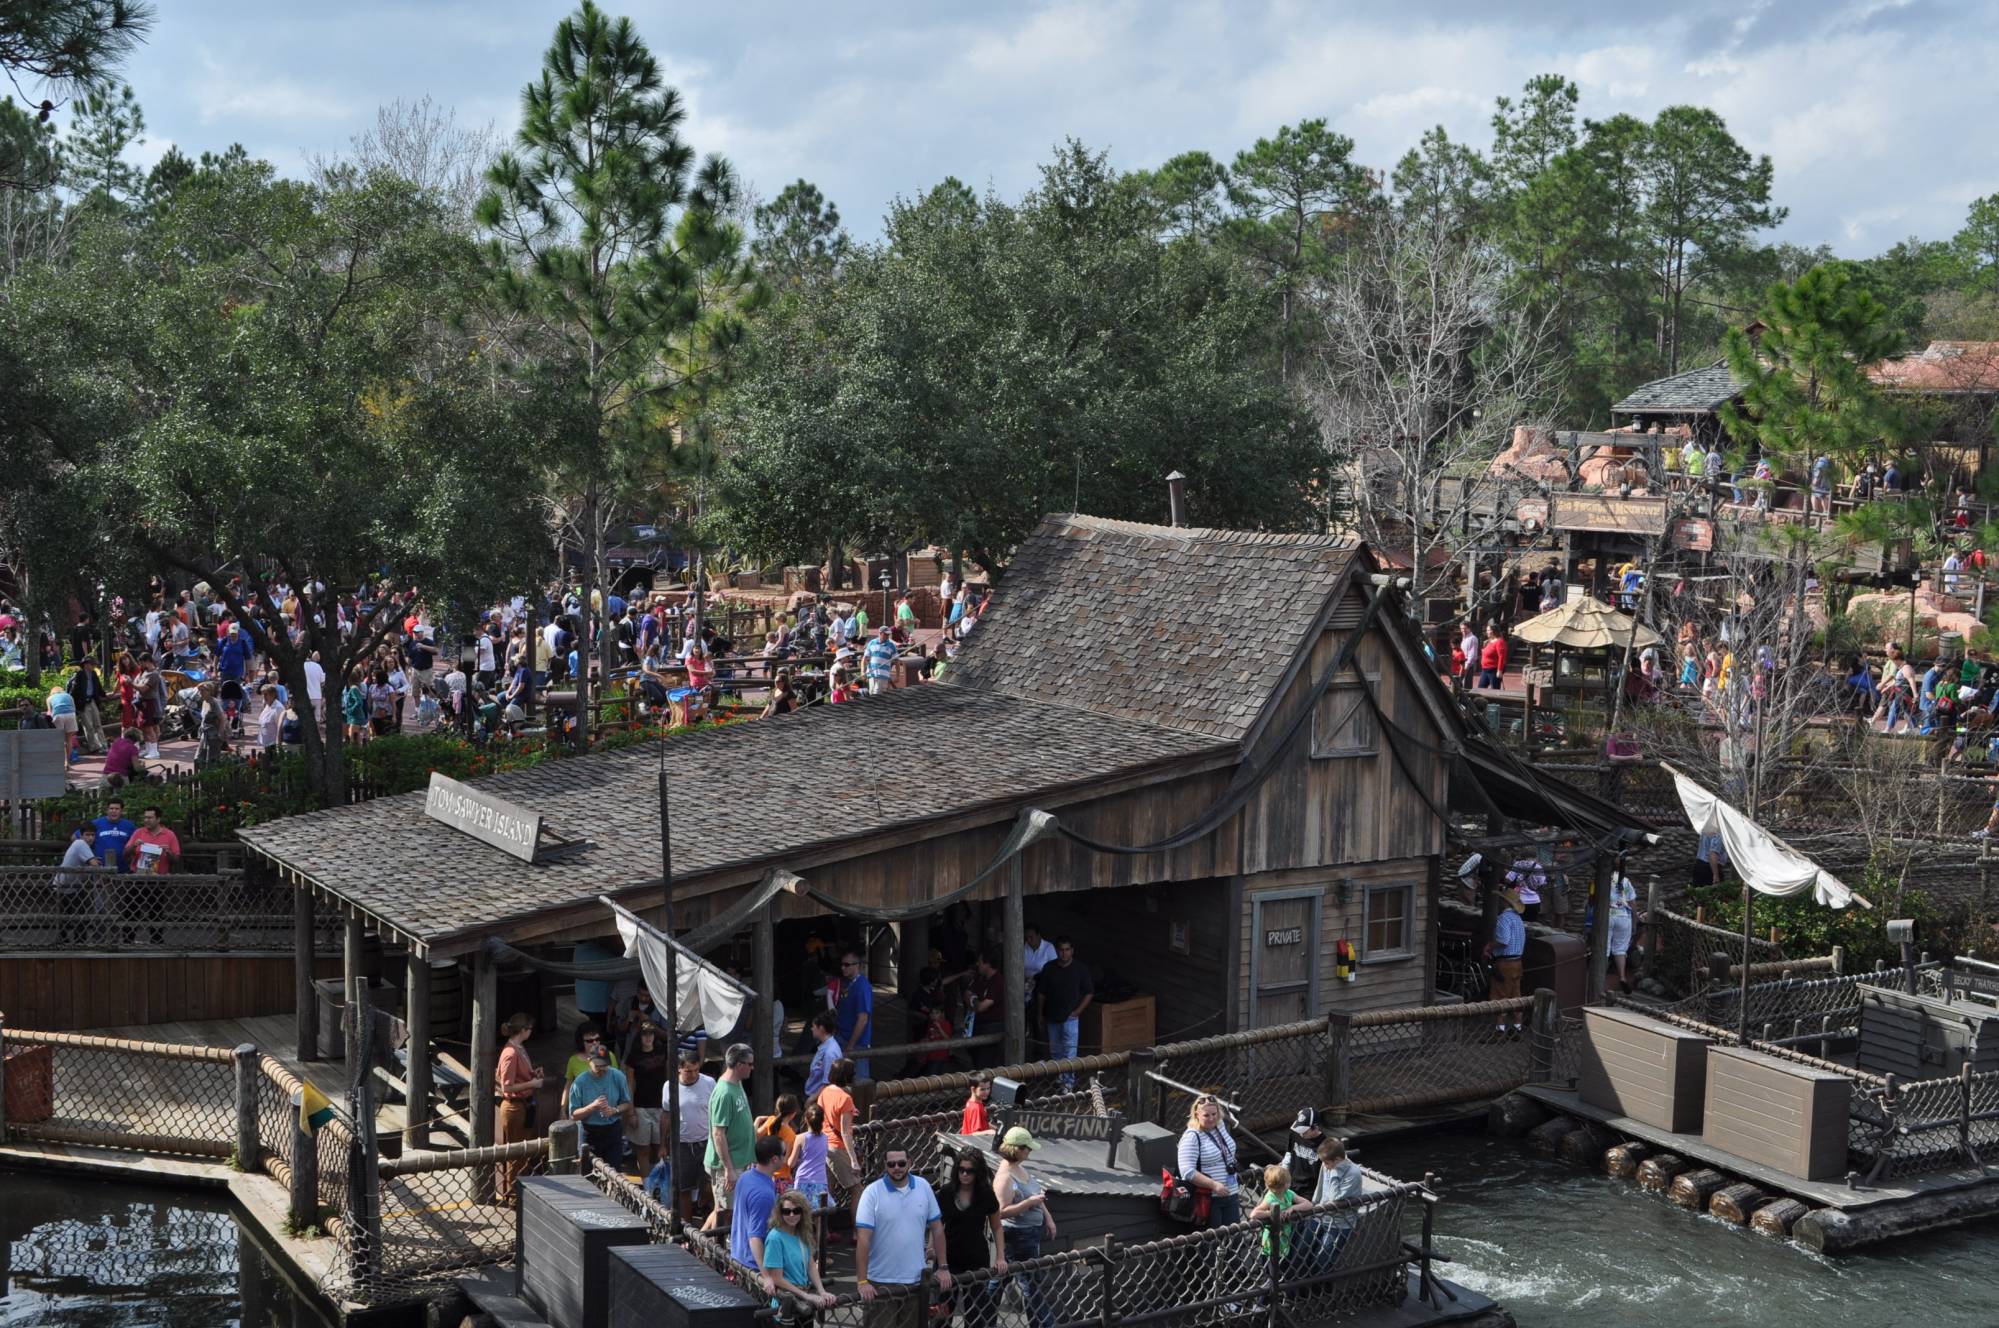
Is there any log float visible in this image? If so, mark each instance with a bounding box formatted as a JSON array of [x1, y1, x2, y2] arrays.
[[1709, 1183, 1770, 1224], [1556, 1123, 1612, 1166], [1669, 1168, 1728, 1209], [1604, 1140, 1650, 1179], [1751, 1198, 1809, 1238], [1488, 1092, 1550, 1139], [1526, 1115, 1576, 1155], [1636, 1153, 1688, 1192], [1795, 1179, 1999, 1255]]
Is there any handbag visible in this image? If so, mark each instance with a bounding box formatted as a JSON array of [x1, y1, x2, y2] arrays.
[[1158, 1168, 1209, 1224]]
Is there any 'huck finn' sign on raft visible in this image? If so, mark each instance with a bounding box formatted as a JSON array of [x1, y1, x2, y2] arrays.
[[424, 772, 545, 863]]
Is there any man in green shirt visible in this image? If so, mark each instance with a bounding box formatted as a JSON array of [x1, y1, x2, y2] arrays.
[[703, 1042, 758, 1226]]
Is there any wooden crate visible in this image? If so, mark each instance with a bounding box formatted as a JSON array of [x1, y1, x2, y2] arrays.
[[4, 1041, 53, 1123], [1083, 995, 1155, 1054], [1856, 986, 1999, 1081], [1578, 1006, 1710, 1133], [1702, 1045, 1851, 1181]]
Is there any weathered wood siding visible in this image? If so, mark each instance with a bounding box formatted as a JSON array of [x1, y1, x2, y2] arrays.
[[1855, 987, 1999, 1080], [1702, 1045, 1851, 1180], [780, 588, 1449, 918], [1236, 860, 1433, 1022], [1578, 1006, 1710, 1132], [0, 955, 340, 1031]]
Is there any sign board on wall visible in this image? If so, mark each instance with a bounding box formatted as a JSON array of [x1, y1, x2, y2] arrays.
[[1669, 518, 1715, 553], [1265, 927, 1305, 947], [0, 729, 68, 801], [1548, 493, 1669, 536], [424, 772, 543, 863]]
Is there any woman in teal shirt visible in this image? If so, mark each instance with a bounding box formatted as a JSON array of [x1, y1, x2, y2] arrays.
[[761, 1193, 835, 1324]]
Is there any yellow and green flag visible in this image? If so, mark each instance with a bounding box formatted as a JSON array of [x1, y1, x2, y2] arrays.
[[299, 1082, 337, 1133]]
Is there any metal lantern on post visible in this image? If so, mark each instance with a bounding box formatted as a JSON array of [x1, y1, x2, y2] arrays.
[[460, 639, 478, 738], [878, 566, 893, 634]]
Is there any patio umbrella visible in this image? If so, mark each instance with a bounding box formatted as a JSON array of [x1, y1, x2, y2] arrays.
[[1510, 595, 1663, 651]]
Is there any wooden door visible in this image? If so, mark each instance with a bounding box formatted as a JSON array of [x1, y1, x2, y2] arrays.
[[1250, 891, 1321, 1028]]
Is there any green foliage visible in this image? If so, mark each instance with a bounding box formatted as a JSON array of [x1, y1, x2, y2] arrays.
[[711, 141, 1327, 574], [1688, 880, 1945, 972], [1720, 261, 1907, 472], [58, 80, 142, 205], [0, 1, 153, 98], [751, 179, 848, 285], [1955, 193, 1999, 296]]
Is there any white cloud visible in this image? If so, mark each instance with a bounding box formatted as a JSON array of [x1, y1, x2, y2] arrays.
[[191, 52, 357, 125]]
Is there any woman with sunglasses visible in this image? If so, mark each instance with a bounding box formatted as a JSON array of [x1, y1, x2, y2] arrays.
[[761, 1193, 836, 1324], [993, 1127, 1056, 1328], [939, 1147, 1006, 1327]]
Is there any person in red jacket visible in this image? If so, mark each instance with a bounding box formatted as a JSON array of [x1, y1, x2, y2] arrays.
[[1477, 625, 1509, 689]]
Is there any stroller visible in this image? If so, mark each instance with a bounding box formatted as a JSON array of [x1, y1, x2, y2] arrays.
[[160, 686, 203, 741]]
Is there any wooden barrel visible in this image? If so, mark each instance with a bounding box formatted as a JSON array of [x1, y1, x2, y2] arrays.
[[1751, 1198, 1810, 1238], [1527, 1115, 1576, 1155], [1709, 1183, 1769, 1224], [1557, 1124, 1611, 1166], [1636, 1152, 1686, 1192], [1604, 1140, 1650, 1178], [1669, 1168, 1728, 1209]]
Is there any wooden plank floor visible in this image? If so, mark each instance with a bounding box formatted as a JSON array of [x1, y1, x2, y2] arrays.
[[1520, 1085, 1996, 1210]]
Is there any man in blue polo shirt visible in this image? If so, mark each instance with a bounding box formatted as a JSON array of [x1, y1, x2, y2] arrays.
[[854, 1147, 951, 1323], [1484, 887, 1527, 1035]]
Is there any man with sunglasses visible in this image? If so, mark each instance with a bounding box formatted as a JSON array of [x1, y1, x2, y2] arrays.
[[835, 949, 874, 1080], [855, 1148, 952, 1328]]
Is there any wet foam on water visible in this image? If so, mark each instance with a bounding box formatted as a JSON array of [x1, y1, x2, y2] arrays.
[[1361, 1131, 1998, 1328]]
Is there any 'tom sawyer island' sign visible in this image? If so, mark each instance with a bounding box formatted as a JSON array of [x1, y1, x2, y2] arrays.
[[424, 772, 544, 863], [1548, 493, 1669, 536]]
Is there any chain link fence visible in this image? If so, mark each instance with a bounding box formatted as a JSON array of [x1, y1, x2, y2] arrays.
[[1632, 972, 1866, 1055], [584, 1147, 1429, 1328], [0, 867, 335, 953], [1851, 1067, 1999, 1183], [1643, 906, 1786, 998], [868, 1054, 1131, 1122], [1, 1027, 237, 1156]]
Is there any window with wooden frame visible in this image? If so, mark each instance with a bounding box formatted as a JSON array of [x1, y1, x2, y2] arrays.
[[1362, 883, 1413, 961], [1311, 672, 1380, 758]]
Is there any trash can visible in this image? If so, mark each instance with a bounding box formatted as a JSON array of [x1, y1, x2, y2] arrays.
[[1523, 932, 1587, 1011]]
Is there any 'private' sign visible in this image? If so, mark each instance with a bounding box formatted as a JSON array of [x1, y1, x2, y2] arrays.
[[424, 772, 543, 863]]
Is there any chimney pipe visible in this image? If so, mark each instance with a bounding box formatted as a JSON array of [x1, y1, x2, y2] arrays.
[[1166, 470, 1187, 527]]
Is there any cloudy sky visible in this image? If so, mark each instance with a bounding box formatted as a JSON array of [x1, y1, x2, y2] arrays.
[[93, 0, 1999, 254]]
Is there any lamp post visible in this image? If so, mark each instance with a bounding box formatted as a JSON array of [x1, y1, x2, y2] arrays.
[[878, 566, 893, 637], [459, 639, 477, 739]]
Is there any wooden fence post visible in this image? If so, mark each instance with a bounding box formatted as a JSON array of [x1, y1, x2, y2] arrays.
[[469, 945, 498, 1204], [234, 1043, 260, 1172], [294, 886, 318, 1063], [548, 1119, 580, 1176], [1127, 1048, 1158, 1126], [404, 950, 431, 1154], [289, 1090, 319, 1232], [1325, 1013, 1352, 1126], [1528, 989, 1558, 1085]]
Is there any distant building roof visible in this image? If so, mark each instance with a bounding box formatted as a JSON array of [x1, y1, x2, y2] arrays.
[[239, 684, 1228, 953], [1612, 361, 1745, 416], [945, 514, 1362, 744], [1868, 341, 1999, 394]]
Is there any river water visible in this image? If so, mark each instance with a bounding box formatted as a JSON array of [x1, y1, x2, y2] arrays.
[[0, 1173, 328, 1327], [1362, 1130, 1996, 1328]]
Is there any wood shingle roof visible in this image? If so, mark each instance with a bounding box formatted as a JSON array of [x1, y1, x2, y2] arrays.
[[239, 681, 1229, 953], [944, 514, 1360, 744]]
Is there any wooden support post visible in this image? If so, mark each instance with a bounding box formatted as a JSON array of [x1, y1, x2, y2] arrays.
[[343, 914, 365, 1067], [0, 1013, 9, 1145], [1586, 857, 1612, 1004], [234, 1043, 260, 1172], [900, 914, 930, 991], [1004, 857, 1026, 1068], [1128, 1047, 1158, 1125], [1528, 988, 1558, 1084], [1325, 1012, 1352, 1126], [289, 1090, 319, 1232], [469, 945, 498, 1200], [404, 950, 432, 1153], [548, 1119, 580, 1176], [1644, 877, 1664, 981], [294, 886, 318, 1063], [752, 904, 775, 1109]]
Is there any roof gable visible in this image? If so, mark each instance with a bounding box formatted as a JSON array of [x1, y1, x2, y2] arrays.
[[943, 514, 1360, 744], [1612, 361, 1744, 415]]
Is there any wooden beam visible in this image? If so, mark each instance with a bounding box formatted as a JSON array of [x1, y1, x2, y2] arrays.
[[294, 885, 317, 1063], [342, 914, 365, 1067], [752, 903, 775, 1110], [405, 949, 432, 1152], [1004, 857, 1025, 1066], [469, 947, 498, 1171]]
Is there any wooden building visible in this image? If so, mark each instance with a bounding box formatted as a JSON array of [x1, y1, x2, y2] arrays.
[[239, 513, 1640, 1153]]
